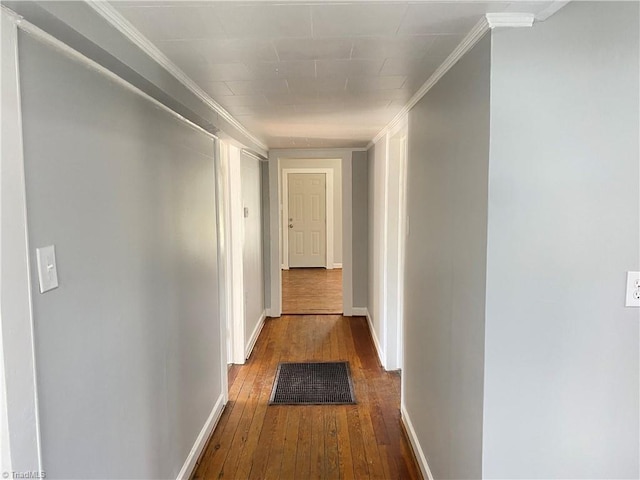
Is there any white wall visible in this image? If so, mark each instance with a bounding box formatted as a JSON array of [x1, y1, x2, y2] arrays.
[[367, 137, 387, 362], [483, 2, 639, 478], [17, 31, 223, 479], [241, 153, 265, 356], [366, 122, 407, 370], [278, 158, 343, 266], [1, 11, 41, 472]]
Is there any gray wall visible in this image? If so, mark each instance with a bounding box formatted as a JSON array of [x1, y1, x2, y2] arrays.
[[4, 1, 266, 155], [241, 152, 265, 346], [403, 34, 491, 479], [351, 151, 368, 308], [483, 2, 640, 478], [367, 137, 387, 347], [19, 33, 222, 479]]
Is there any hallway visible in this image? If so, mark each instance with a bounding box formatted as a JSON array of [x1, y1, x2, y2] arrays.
[[193, 315, 420, 479], [282, 268, 343, 314]]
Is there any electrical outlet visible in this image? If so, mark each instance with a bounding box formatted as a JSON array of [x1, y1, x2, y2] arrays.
[[625, 271, 640, 307]]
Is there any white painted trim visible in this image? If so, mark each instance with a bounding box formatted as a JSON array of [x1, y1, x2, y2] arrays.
[[6, 7, 217, 144], [365, 309, 384, 368], [381, 134, 390, 366], [241, 149, 267, 162], [485, 13, 535, 28], [333, 263, 343, 269], [341, 157, 353, 317], [84, 1, 267, 154], [176, 393, 225, 480], [0, 9, 42, 471], [245, 311, 266, 360], [213, 139, 229, 401], [282, 168, 334, 270], [351, 307, 367, 316], [401, 403, 434, 480], [367, 17, 490, 150], [265, 308, 274, 318], [535, 0, 571, 21], [396, 132, 408, 373], [227, 145, 246, 365]]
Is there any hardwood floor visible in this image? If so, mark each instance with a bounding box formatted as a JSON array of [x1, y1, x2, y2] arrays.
[[282, 268, 343, 314], [193, 315, 421, 480]]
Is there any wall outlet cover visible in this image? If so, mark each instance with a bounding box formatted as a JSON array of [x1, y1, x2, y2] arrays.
[[625, 271, 640, 307]]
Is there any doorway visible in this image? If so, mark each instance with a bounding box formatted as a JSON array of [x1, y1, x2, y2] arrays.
[[280, 163, 343, 314]]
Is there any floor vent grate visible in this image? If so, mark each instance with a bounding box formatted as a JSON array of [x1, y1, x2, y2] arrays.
[[269, 361, 356, 405]]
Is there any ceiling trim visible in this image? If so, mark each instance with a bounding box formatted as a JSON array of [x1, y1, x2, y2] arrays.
[[486, 13, 535, 28], [367, 15, 491, 149], [4, 5, 219, 143], [84, 0, 268, 153], [241, 149, 268, 162], [535, 1, 571, 21], [366, 10, 541, 150]]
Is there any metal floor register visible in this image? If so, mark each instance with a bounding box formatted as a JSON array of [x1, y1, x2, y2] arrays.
[[269, 362, 356, 405]]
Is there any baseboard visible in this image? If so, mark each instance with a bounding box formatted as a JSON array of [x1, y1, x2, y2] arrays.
[[365, 309, 385, 368], [401, 403, 434, 480], [245, 310, 266, 359], [333, 263, 342, 269], [351, 307, 367, 316], [176, 393, 225, 480]]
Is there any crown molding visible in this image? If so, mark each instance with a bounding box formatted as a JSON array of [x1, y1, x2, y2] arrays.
[[84, 0, 268, 153], [367, 16, 491, 149], [366, 8, 542, 150], [485, 12, 535, 28], [535, 0, 571, 21], [3, 5, 218, 143]]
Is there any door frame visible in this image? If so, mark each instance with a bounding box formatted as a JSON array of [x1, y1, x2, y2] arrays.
[[281, 168, 334, 270], [268, 150, 354, 318]]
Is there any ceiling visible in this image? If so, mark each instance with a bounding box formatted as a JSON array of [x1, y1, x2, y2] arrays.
[[112, 1, 555, 149]]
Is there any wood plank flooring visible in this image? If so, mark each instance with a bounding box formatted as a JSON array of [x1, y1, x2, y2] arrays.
[[193, 315, 421, 480], [282, 268, 343, 314]]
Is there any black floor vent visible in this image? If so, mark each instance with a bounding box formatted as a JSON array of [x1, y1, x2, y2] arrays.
[[269, 362, 356, 405]]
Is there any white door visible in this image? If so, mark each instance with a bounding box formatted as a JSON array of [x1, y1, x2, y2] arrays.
[[288, 173, 326, 267]]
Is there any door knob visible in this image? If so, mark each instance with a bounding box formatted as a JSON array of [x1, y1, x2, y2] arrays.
[[288, 224, 293, 228]]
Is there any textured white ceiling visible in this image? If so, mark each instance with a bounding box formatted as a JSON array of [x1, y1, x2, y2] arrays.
[[112, 1, 554, 149]]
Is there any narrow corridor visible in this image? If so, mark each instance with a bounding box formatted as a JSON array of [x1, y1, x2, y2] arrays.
[[193, 315, 420, 479], [282, 268, 343, 314]]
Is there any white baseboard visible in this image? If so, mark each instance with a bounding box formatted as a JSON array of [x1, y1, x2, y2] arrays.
[[245, 311, 266, 359], [365, 309, 385, 368], [401, 403, 434, 480], [333, 263, 342, 269], [351, 307, 367, 316], [177, 393, 225, 480]]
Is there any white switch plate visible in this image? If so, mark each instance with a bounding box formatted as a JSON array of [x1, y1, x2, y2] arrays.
[[36, 245, 59, 293], [625, 271, 640, 307]]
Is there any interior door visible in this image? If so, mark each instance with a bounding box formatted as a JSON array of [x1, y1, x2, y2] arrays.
[[288, 173, 326, 268]]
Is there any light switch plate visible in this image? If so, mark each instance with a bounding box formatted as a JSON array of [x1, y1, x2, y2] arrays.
[[625, 271, 640, 307], [36, 245, 59, 293]]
